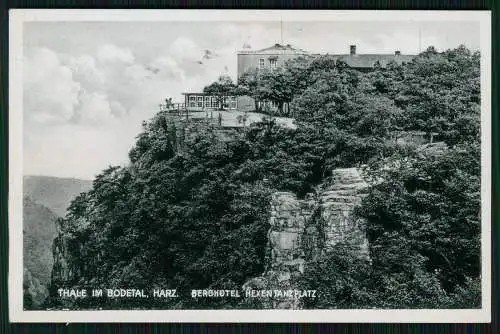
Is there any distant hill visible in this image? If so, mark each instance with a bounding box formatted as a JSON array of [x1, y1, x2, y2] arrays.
[[23, 196, 59, 309], [23, 175, 92, 217]]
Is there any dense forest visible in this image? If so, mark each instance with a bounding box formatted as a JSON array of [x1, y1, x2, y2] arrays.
[[47, 45, 481, 309]]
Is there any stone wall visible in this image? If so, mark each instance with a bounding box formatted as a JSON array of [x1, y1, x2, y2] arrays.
[[242, 167, 369, 309]]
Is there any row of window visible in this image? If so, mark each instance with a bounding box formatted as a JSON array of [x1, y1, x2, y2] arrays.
[[187, 95, 237, 109], [188, 96, 237, 102], [188, 101, 237, 108], [259, 58, 278, 70], [258, 101, 279, 108]]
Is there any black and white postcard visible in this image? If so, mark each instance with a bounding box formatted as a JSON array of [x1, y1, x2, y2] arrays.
[[8, 10, 491, 322]]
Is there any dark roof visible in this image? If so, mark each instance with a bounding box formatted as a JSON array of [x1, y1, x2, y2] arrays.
[[329, 54, 415, 68]]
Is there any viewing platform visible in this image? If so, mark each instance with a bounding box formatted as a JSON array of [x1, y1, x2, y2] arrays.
[[158, 102, 296, 130]]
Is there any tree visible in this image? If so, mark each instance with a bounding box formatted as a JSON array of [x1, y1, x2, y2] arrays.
[[356, 141, 480, 303], [393, 45, 480, 144], [203, 75, 237, 110], [257, 69, 294, 116], [237, 68, 262, 112], [299, 245, 374, 309]]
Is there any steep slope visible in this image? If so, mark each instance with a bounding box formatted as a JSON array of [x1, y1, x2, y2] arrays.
[[23, 196, 59, 309], [23, 175, 92, 217]]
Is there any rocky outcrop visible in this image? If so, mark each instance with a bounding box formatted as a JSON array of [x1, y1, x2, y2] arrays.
[[243, 191, 315, 308], [51, 222, 76, 287], [23, 268, 49, 309], [47, 218, 87, 309], [320, 168, 370, 255], [23, 196, 59, 309], [242, 168, 369, 309], [267, 192, 316, 272]]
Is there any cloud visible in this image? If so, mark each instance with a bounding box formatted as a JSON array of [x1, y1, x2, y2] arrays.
[[166, 36, 226, 78], [169, 37, 199, 62], [23, 42, 208, 177], [97, 44, 135, 64], [110, 100, 127, 117], [76, 91, 116, 125], [24, 47, 81, 124], [68, 54, 106, 90], [148, 56, 184, 80]]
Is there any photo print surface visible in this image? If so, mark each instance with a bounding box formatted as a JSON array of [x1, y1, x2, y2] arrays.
[[9, 10, 491, 323]]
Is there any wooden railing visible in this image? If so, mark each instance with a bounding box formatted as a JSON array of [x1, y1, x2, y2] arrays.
[[158, 103, 186, 112]]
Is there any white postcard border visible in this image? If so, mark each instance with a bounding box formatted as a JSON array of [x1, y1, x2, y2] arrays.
[[8, 9, 492, 323]]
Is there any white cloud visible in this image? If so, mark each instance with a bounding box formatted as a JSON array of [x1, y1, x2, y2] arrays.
[[110, 100, 127, 117], [76, 91, 116, 125], [24, 47, 81, 124], [68, 54, 106, 89], [23, 41, 209, 178], [123, 63, 151, 82], [149, 56, 184, 80], [97, 44, 135, 64], [169, 37, 199, 62]]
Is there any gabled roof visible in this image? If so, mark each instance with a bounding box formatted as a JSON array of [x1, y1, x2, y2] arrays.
[[238, 43, 310, 55]]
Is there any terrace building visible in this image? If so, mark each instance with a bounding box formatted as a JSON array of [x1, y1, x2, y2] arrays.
[[182, 93, 238, 111]]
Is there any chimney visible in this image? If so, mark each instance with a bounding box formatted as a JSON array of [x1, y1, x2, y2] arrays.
[[350, 45, 356, 55], [395, 50, 401, 56]]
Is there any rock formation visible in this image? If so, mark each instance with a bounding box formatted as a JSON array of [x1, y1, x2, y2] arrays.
[[320, 168, 370, 255], [242, 167, 369, 309], [23, 196, 59, 309]]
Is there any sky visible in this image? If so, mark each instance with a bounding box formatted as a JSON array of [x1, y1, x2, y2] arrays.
[[22, 19, 481, 179]]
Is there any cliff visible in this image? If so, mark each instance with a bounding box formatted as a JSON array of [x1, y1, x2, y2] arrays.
[[23, 196, 60, 309], [243, 168, 369, 309]]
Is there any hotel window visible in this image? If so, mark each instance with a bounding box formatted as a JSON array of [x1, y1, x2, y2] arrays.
[[197, 96, 203, 108], [205, 96, 211, 108], [230, 97, 237, 109], [269, 58, 278, 70], [222, 97, 229, 109], [211, 97, 219, 109], [189, 96, 196, 108], [259, 58, 265, 69]]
